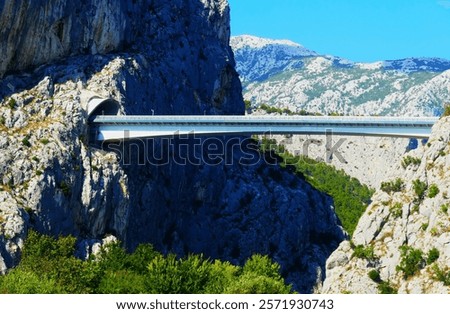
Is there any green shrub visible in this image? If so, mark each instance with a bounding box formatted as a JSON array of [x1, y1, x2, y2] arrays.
[[441, 204, 448, 214], [389, 202, 403, 218], [224, 273, 292, 294], [227, 255, 291, 294], [145, 254, 208, 294], [96, 241, 131, 272], [0, 116, 5, 125], [352, 244, 376, 260], [380, 178, 404, 194], [24, 207, 33, 215], [442, 105, 450, 117], [432, 264, 450, 286], [426, 248, 440, 265], [412, 179, 427, 201], [428, 184, 440, 198], [16, 231, 101, 293], [1, 230, 293, 294], [401, 156, 421, 169], [377, 281, 397, 294], [396, 246, 425, 279], [39, 138, 50, 145], [244, 100, 252, 110], [411, 204, 420, 214], [259, 137, 278, 153], [421, 223, 429, 231], [368, 269, 381, 283], [59, 181, 71, 197], [0, 269, 61, 294], [22, 135, 31, 147], [7, 98, 16, 110], [204, 260, 239, 294], [98, 270, 146, 294], [127, 244, 160, 274], [259, 103, 294, 115], [243, 254, 283, 279]]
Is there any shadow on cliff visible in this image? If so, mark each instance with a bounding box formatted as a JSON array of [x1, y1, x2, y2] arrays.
[[109, 137, 345, 293]]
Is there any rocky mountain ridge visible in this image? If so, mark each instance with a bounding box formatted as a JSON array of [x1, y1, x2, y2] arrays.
[[232, 35, 450, 116]]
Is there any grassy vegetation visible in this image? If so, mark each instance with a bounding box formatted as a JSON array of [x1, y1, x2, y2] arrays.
[[367, 269, 398, 293], [389, 202, 403, 218], [244, 100, 252, 111], [0, 230, 292, 294], [396, 246, 425, 279], [377, 281, 398, 294], [21, 135, 31, 148], [426, 248, 440, 265], [59, 181, 71, 197], [7, 98, 16, 110], [380, 178, 404, 194], [412, 179, 427, 201], [401, 156, 421, 169], [432, 264, 450, 286], [259, 103, 295, 115], [352, 244, 376, 261], [258, 138, 373, 236], [258, 103, 322, 116], [442, 105, 450, 117], [428, 184, 440, 198], [368, 269, 381, 282]]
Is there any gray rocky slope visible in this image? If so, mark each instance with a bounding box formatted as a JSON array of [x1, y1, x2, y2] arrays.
[[322, 117, 450, 293], [0, 0, 344, 292]]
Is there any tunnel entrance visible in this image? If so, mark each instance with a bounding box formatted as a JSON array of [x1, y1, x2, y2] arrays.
[[87, 97, 121, 120], [87, 97, 121, 144]]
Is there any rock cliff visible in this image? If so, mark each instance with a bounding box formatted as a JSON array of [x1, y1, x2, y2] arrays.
[[322, 117, 450, 293], [0, 0, 344, 292]]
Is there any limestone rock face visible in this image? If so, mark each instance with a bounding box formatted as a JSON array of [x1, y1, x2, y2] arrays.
[[322, 117, 450, 294], [0, 0, 124, 77], [0, 0, 232, 78], [0, 192, 27, 274], [0, 0, 344, 292]]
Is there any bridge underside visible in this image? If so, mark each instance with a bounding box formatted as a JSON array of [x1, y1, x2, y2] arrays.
[[90, 115, 438, 141]]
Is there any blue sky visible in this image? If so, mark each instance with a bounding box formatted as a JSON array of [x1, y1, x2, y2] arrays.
[[228, 0, 450, 62]]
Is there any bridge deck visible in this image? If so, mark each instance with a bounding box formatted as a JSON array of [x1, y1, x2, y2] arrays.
[[89, 115, 439, 141]]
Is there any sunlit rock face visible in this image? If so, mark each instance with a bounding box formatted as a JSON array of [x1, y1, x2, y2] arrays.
[[323, 118, 450, 294]]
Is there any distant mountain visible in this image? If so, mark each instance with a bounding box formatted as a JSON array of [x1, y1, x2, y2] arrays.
[[230, 35, 318, 82], [231, 35, 450, 116]]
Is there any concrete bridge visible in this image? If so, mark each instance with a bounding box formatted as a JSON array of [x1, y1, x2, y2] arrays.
[[89, 115, 438, 141], [84, 95, 438, 141]]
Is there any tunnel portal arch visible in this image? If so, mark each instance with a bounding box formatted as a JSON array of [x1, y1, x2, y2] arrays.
[[87, 97, 121, 119]]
